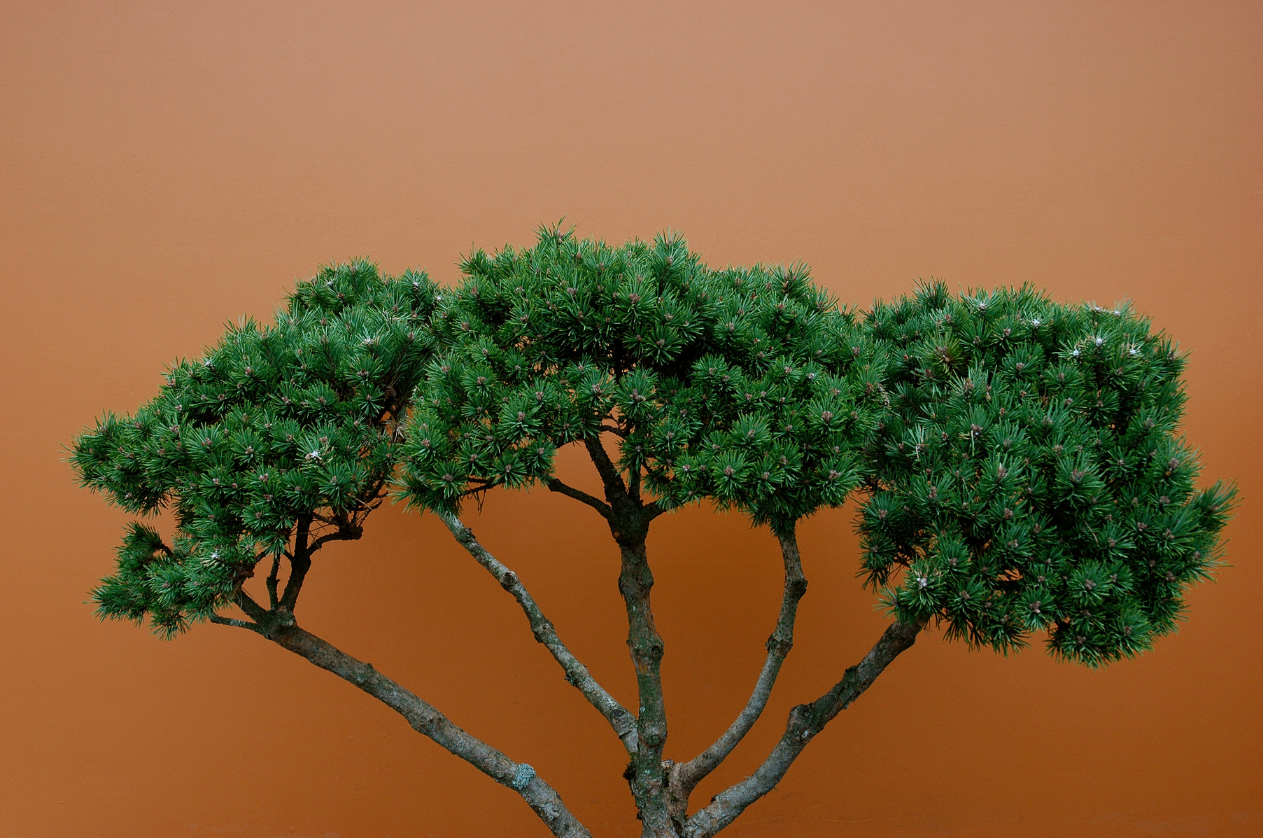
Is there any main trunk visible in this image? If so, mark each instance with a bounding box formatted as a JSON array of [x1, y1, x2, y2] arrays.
[[618, 534, 676, 838]]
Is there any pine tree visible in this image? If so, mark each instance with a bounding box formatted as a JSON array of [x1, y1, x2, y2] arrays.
[[71, 230, 1235, 838]]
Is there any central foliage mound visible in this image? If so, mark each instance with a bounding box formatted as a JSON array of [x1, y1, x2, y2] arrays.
[[398, 226, 884, 530]]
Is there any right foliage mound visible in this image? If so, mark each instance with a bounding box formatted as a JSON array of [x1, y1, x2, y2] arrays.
[[859, 282, 1235, 664]]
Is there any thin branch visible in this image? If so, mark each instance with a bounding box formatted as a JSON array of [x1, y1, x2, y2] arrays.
[[278, 514, 315, 612], [439, 512, 639, 754], [683, 619, 924, 838], [583, 435, 627, 504], [670, 525, 808, 802], [294, 514, 312, 555], [267, 622, 593, 838], [266, 555, 281, 609], [644, 499, 669, 521], [598, 423, 629, 438], [546, 477, 613, 520], [627, 461, 642, 504], [458, 480, 496, 499], [233, 588, 270, 624], [308, 524, 363, 554], [209, 614, 263, 634], [279, 553, 311, 611]]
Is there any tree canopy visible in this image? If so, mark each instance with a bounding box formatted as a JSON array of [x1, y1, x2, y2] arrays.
[[69, 228, 1237, 838], [69, 232, 1235, 666]]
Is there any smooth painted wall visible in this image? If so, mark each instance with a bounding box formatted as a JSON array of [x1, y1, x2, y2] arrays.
[[1, 2, 1259, 835]]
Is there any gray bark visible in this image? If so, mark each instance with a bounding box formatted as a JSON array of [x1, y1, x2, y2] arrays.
[[682, 619, 924, 838], [667, 526, 808, 817], [213, 575, 592, 838], [580, 435, 675, 838], [618, 537, 673, 838], [439, 511, 640, 752], [212, 615, 594, 838]]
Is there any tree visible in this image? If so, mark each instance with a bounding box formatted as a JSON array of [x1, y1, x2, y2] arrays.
[[72, 227, 1235, 838]]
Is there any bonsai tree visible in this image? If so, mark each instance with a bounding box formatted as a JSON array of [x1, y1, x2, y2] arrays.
[[71, 228, 1235, 838]]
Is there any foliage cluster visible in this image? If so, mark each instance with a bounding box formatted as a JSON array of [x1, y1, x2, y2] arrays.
[[859, 282, 1235, 663], [70, 262, 438, 634]]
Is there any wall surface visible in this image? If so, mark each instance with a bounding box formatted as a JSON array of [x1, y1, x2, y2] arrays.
[[1, 2, 1260, 836]]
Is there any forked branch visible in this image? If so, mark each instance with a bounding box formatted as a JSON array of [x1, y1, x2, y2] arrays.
[[280, 513, 364, 611], [683, 619, 924, 838], [669, 525, 808, 806]]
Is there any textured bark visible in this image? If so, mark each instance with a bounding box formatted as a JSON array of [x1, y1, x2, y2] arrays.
[[618, 536, 674, 838], [667, 526, 808, 818], [682, 620, 923, 838], [581, 435, 675, 838], [439, 511, 640, 752], [267, 623, 593, 838]]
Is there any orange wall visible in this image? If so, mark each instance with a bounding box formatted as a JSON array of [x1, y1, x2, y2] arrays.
[[1, 2, 1260, 836]]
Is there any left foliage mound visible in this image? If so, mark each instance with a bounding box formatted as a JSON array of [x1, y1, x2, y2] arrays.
[[70, 262, 439, 635]]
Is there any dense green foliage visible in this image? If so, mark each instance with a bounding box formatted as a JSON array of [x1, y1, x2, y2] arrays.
[[859, 282, 1235, 664], [70, 230, 1235, 668], [396, 226, 886, 530], [70, 262, 439, 635]]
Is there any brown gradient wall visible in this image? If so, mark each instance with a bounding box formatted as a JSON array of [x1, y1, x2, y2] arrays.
[[2, 2, 1260, 836]]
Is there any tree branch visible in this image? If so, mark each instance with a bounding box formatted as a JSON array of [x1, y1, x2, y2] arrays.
[[546, 477, 614, 521], [669, 526, 808, 806], [209, 614, 264, 634], [682, 619, 924, 838], [280, 552, 311, 611], [266, 622, 592, 838], [278, 514, 363, 612], [308, 523, 363, 553], [438, 512, 640, 754], [233, 588, 270, 624], [266, 555, 281, 609], [627, 460, 642, 504], [580, 432, 673, 833], [644, 500, 669, 521], [584, 435, 628, 505]]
